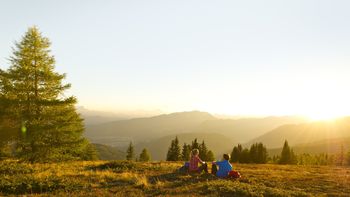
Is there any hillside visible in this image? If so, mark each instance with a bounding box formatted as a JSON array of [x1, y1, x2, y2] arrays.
[[85, 111, 216, 146], [248, 117, 350, 148], [134, 132, 235, 160], [194, 116, 305, 143], [268, 137, 350, 156], [94, 143, 126, 160]]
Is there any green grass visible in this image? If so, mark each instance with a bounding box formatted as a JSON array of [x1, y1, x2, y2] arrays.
[[0, 160, 349, 196]]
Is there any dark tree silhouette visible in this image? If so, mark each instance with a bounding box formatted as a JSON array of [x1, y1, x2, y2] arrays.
[[126, 141, 135, 161], [166, 136, 181, 161]]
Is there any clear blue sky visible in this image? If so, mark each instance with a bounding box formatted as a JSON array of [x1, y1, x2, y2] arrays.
[[1, 0, 350, 118]]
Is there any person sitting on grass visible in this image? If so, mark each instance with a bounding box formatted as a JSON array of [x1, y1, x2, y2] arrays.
[[189, 149, 208, 173], [211, 153, 232, 178]]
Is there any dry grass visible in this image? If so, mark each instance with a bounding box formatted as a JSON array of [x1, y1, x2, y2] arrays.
[[0, 160, 349, 196]]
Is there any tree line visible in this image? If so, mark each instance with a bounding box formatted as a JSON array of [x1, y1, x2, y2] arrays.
[[166, 137, 215, 161], [230, 143, 268, 164], [0, 27, 96, 162], [125, 139, 350, 165], [232, 140, 350, 166]]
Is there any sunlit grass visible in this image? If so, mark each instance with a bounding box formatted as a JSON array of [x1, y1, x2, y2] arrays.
[[0, 160, 349, 196]]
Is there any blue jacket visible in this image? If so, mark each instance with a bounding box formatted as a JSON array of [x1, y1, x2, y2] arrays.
[[214, 160, 232, 178]]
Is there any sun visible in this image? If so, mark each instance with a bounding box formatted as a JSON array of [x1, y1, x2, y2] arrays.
[[306, 113, 337, 121], [303, 109, 346, 121]]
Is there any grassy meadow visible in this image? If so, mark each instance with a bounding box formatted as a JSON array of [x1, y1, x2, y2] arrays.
[[0, 160, 349, 196]]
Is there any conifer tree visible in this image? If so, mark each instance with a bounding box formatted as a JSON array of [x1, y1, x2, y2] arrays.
[[126, 141, 135, 161], [257, 143, 268, 164], [207, 150, 215, 161], [249, 142, 268, 164], [0, 27, 96, 162], [166, 136, 181, 161], [139, 148, 151, 162], [181, 143, 191, 161], [250, 143, 258, 163], [290, 149, 297, 164], [173, 136, 181, 160], [191, 138, 199, 150], [230, 144, 242, 162], [279, 140, 295, 164], [199, 140, 208, 161], [240, 148, 251, 163]]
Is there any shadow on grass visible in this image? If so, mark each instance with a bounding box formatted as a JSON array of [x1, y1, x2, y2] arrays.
[[148, 171, 223, 185], [86, 161, 137, 172]]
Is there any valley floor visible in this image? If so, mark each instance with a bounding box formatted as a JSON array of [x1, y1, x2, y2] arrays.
[[0, 160, 349, 196]]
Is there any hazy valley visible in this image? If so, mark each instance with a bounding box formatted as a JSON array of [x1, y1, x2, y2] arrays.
[[82, 110, 350, 160]]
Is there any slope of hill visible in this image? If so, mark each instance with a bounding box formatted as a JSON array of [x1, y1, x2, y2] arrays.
[[268, 137, 350, 156], [194, 116, 306, 143], [93, 143, 126, 160], [248, 117, 350, 148], [85, 111, 216, 146], [134, 132, 235, 160]]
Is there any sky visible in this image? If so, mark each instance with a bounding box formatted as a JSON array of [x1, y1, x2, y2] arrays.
[[1, 0, 350, 119]]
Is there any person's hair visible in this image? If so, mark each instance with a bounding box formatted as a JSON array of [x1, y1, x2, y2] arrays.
[[223, 153, 230, 161], [191, 149, 199, 157]]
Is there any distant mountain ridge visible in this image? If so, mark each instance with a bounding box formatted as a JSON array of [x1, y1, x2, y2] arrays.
[[248, 117, 350, 148], [77, 106, 163, 125], [194, 116, 305, 143], [85, 111, 216, 146], [84, 111, 306, 154]]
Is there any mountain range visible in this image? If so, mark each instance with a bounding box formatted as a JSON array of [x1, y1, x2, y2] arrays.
[[83, 110, 350, 160], [84, 111, 216, 146]]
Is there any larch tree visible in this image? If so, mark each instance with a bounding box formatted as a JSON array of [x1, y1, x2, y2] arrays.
[[0, 27, 96, 162]]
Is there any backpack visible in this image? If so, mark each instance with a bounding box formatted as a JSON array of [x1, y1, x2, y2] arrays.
[[178, 162, 189, 173], [228, 170, 241, 179]]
